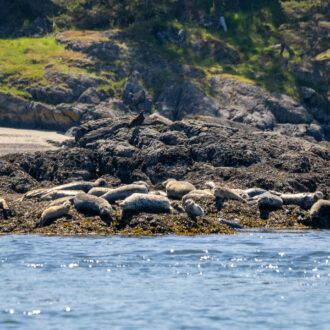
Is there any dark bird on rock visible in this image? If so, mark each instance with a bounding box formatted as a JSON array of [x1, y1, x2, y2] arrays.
[[128, 110, 145, 128]]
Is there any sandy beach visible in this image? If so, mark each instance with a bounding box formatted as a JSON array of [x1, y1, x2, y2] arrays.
[[0, 127, 72, 156]]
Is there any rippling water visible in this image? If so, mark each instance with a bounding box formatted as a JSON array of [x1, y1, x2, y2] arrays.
[[0, 231, 329, 329]]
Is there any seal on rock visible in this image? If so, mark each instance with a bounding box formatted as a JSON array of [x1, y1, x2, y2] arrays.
[[244, 188, 267, 198], [119, 193, 171, 214], [21, 188, 49, 200], [39, 202, 71, 227], [218, 218, 244, 230], [41, 190, 85, 201], [281, 191, 323, 209], [182, 189, 214, 202], [257, 192, 283, 209], [45, 178, 106, 194], [183, 199, 204, 219], [49, 196, 74, 207], [73, 193, 112, 223], [88, 187, 113, 197], [214, 186, 245, 202], [163, 179, 195, 200], [309, 199, 330, 228], [149, 190, 168, 197], [101, 184, 148, 203]]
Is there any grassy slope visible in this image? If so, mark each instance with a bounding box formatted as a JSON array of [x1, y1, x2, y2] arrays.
[[0, 37, 91, 98], [0, 0, 328, 101]]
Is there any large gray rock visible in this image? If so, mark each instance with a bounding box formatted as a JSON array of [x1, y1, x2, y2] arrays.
[[0, 92, 81, 130], [122, 78, 146, 106], [209, 75, 314, 129], [78, 87, 103, 104], [156, 81, 220, 120], [266, 93, 312, 124]]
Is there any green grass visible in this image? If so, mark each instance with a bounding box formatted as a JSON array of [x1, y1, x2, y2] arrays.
[[137, 7, 300, 99], [0, 37, 89, 98]]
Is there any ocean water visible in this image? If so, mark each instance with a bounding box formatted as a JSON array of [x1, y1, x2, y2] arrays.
[[0, 231, 329, 329]]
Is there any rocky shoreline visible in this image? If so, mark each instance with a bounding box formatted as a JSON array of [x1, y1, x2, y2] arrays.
[[0, 115, 329, 235]]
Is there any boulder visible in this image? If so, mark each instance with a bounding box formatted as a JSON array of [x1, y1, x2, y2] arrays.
[[78, 88, 103, 104], [122, 78, 146, 106]]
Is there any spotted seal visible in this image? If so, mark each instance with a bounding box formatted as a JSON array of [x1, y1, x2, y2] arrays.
[[119, 193, 171, 214], [39, 202, 71, 227], [21, 188, 49, 200], [101, 184, 148, 203], [214, 186, 245, 202], [182, 189, 214, 202], [163, 179, 195, 200], [281, 191, 323, 209], [41, 190, 85, 201], [183, 199, 204, 219], [45, 178, 106, 194], [73, 193, 112, 223]]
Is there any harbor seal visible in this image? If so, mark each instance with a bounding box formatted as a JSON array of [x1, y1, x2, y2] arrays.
[[41, 190, 85, 201], [73, 193, 112, 223], [182, 189, 214, 202], [214, 186, 245, 202], [45, 178, 106, 194], [257, 192, 283, 209], [218, 218, 244, 230], [21, 188, 49, 200], [119, 193, 171, 214], [244, 188, 266, 198], [101, 184, 148, 203], [309, 200, 330, 228], [183, 199, 204, 219], [163, 179, 195, 200], [88, 187, 113, 197], [48, 196, 74, 207], [39, 202, 71, 227], [281, 191, 323, 209]]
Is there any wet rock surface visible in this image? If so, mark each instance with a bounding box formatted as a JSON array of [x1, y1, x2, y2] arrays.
[[0, 116, 329, 235]]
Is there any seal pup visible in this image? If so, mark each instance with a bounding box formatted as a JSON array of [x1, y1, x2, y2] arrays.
[[41, 190, 85, 201], [45, 178, 106, 194], [119, 193, 171, 214], [39, 202, 71, 227], [281, 191, 323, 209], [101, 184, 148, 203], [214, 186, 245, 202], [183, 199, 204, 219], [73, 193, 112, 224], [163, 179, 195, 200]]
